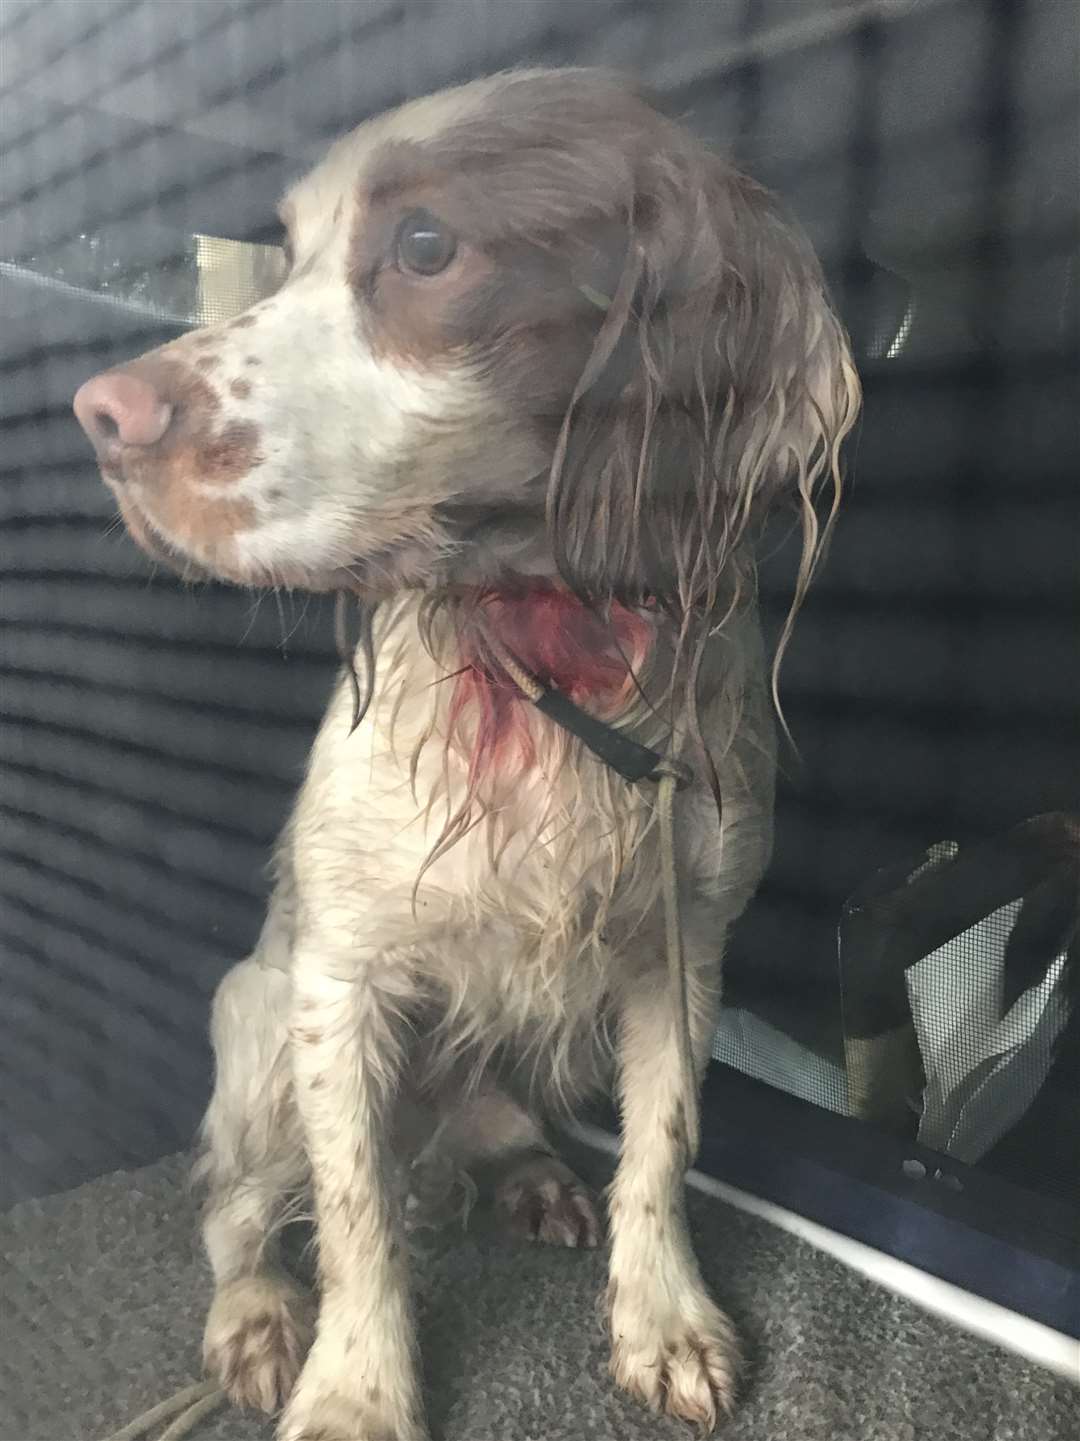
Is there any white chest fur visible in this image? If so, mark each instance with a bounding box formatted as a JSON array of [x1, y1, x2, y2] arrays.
[[282, 598, 775, 1090]]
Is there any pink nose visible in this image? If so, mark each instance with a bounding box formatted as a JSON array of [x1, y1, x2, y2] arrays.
[[73, 371, 174, 460]]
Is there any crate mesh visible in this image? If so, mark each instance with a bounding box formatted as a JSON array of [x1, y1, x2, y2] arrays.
[[1, 0, 1077, 1253]]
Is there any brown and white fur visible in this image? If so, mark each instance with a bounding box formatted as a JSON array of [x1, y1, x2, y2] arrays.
[[74, 69, 859, 1440]]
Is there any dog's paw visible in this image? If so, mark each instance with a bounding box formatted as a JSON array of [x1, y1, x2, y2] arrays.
[[203, 1272, 314, 1413], [494, 1152, 602, 1248], [279, 1385, 426, 1441], [609, 1285, 741, 1431], [278, 1330, 427, 1441], [406, 1148, 478, 1235]]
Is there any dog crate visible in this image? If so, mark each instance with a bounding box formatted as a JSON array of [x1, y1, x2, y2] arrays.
[[2, 0, 1077, 1414]]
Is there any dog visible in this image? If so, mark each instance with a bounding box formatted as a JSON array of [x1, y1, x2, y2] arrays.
[[74, 68, 859, 1440]]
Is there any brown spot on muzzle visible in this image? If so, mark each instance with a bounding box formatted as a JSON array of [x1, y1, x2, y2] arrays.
[[199, 421, 261, 479], [111, 352, 262, 556]]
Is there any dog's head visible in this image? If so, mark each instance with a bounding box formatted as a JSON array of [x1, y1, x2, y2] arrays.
[[74, 68, 859, 613]]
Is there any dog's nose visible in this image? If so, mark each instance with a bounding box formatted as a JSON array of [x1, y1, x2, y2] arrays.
[[73, 371, 174, 461]]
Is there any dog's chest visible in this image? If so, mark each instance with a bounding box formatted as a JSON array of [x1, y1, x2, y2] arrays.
[[290, 629, 656, 1006]]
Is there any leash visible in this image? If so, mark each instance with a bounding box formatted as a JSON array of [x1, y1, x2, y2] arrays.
[[480, 631, 701, 1162], [99, 1380, 226, 1441]]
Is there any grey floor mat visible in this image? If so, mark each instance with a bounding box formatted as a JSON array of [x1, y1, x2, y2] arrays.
[[1, 1151, 1076, 1441]]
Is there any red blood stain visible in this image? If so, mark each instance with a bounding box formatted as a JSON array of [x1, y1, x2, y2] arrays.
[[448, 583, 654, 784]]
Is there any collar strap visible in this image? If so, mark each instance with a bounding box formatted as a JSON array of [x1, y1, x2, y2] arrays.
[[477, 621, 693, 791], [577, 282, 613, 312], [532, 685, 692, 790]]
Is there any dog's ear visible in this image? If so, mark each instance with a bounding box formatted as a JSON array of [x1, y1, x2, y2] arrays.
[[548, 150, 861, 635]]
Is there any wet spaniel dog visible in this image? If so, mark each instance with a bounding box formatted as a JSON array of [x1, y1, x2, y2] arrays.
[[75, 68, 858, 1440]]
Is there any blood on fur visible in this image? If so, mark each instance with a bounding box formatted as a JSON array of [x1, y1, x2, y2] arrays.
[[448, 583, 655, 782]]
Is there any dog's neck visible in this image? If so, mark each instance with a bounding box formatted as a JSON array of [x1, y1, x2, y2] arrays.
[[440, 582, 657, 783], [456, 582, 653, 703]]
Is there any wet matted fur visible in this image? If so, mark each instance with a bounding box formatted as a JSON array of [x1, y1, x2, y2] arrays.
[[75, 69, 859, 1441]]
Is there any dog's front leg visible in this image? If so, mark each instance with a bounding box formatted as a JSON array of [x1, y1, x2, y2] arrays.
[[607, 932, 739, 1432], [279, 946, 425, 1441]]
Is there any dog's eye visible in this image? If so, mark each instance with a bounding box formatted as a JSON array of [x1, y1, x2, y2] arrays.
[[395, 210, 457, 276]]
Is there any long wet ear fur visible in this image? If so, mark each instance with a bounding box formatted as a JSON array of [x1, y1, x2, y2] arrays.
[[547, 134, 861, 789]]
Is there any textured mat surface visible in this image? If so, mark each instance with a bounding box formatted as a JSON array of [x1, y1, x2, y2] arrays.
[[2, 1151, 1077, 1441]]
